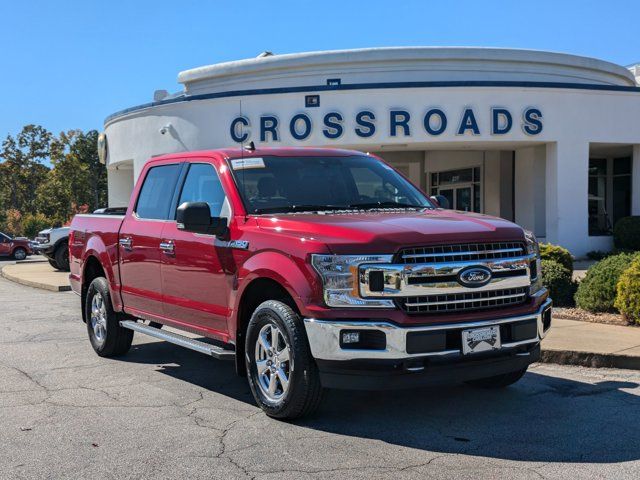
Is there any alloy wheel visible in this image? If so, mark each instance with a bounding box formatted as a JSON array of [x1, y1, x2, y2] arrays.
[[254, 323, 292, 402], [90, 293, 108, 347]]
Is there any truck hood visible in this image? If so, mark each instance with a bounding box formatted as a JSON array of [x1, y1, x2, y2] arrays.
[[255, 209, 526, 254]]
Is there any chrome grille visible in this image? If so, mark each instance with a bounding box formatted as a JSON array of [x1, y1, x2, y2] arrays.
[[398, 287, 528, 314], [399, 242, 526, 264]]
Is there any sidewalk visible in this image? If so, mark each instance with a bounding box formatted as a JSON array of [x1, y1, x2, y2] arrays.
[[0, 259, 71, 292], [542, 318, 640, 370]]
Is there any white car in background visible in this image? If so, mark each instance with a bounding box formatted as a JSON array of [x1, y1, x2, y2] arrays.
[[35, 226, 70, 271]]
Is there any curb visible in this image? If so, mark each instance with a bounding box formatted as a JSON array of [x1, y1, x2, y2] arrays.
[[0, 264, 71, 292], [540, 349, 640, 370]]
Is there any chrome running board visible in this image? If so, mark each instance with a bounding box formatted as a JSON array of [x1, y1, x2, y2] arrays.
[[119, 320, 235, 360]]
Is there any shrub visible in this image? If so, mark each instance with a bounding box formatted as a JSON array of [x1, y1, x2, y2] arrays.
[[613, 216, 640, 251], [541, 259, 576, 307], [615, 257, 640, 325], [539, 243, 573, 273], [575, 252, 640, 313], [22, 213, 52, 239]]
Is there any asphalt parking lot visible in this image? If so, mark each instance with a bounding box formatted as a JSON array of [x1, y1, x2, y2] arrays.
[[1, 263, 640, 480]]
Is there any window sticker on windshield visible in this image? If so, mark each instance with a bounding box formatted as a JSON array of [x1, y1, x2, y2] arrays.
[[231, 158, 265, 170]]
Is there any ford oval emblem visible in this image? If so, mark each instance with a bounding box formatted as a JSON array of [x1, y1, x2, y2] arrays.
[[458, 266, 492, 288]]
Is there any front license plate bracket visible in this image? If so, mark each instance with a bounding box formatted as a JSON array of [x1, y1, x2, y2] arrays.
[[461, 326, 501, 355]]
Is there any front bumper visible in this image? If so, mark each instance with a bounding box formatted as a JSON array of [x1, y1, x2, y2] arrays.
[[34, 244, 55, 257], [303, 298, 552, 389]]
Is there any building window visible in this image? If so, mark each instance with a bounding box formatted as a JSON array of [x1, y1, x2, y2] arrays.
[[588, 157, 632, 236], [430, 167, 481, 212]]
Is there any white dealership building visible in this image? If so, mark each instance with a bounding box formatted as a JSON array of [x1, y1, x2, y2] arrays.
[[103, 47, 640, 257]]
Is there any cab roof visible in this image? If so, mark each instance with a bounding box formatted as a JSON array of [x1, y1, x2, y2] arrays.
[[152, 147, 368, 162]]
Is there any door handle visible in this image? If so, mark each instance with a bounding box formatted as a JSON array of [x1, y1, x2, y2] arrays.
[[159, 241, 175, 254], [119, 237, 133, 250]]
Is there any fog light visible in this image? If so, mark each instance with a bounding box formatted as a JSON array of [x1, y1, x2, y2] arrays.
[[342, 332, 360, 344]]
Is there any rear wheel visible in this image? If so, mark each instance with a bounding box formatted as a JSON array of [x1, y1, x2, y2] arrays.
[[466, 367, 528, 388], [245, 300, 323, 419], [48, 259, 60, 269], [86, 277, 133, 357], [12, 247, 27, 261], [54, 241, 70, 271]]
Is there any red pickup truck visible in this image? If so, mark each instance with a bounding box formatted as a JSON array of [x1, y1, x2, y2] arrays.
[[70, 147, 551, 419]]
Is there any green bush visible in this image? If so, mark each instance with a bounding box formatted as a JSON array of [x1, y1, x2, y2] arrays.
[[539, 243, 573, 273], [541, 259, 576, 307], [613, 216, 640, 251], [22, 213, 52, 239], [575, 252, 640, 313], [615, 257, 640, 325]]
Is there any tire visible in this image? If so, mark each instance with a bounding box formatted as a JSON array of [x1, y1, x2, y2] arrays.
[[12, 247, 27, 261], [245, 300, 323, 419], [85, 277, 133, 357], [466, 367, 528, 388], [54, 241, 70, 271], [48, 259, 60, 270]]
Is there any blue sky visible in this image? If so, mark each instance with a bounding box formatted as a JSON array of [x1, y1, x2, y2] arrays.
[[1, 0, 638, 140]]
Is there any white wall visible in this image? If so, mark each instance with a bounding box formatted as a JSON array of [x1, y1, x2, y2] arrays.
[[107, 165, 134, 208]]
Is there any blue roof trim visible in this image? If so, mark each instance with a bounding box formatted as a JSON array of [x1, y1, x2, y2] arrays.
[[104, 80, 640, 125]]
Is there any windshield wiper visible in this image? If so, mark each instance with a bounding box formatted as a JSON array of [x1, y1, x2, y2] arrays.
[[347, 201, 425, 210], [252, 204, 347, 214]]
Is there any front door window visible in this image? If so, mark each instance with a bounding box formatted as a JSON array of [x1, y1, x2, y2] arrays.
[[430, 167, 481, 212]]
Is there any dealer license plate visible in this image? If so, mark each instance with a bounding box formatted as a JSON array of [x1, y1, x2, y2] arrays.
[[461, 326, 501, 355]]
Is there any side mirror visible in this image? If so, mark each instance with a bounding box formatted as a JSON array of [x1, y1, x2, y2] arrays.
[[176, 202, 228, 238], [430, 195, 451, 209]]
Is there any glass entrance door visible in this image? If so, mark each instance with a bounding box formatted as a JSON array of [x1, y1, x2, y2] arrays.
[[430, 168, 481, 212], [437, 186, 473, 211]]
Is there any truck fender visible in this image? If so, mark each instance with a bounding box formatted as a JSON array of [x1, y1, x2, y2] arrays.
[[82, 236, 122, 312], [233, 250, 317, 321]]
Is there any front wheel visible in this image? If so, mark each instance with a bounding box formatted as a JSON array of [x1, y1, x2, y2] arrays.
[[48, 259, 60, 270], [86, 277, 133, 357], [54, 241, 70, 271], [466, 367, 528, 388], [245, 300, 323, 419], [12, 247, 27, 261]]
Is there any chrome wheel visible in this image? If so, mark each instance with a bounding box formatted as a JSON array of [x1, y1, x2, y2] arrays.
[[90, 293, 108, 347], [14, 249, 26, 260], [254, 323, 292, 402]]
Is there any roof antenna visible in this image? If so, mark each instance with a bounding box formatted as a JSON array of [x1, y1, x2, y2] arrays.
[[238, 100, 250, 219]]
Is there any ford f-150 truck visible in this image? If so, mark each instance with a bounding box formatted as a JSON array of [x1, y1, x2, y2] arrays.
[[69, 147, 552, 419]]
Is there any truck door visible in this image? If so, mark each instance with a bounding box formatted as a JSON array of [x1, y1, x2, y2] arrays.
[[118, 163, 182, 319], [160, 161, 231, 337]]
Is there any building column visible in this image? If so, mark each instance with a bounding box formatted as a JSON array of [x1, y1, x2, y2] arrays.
[[545, 141, 589, 256], [632, 145, 640, 215]]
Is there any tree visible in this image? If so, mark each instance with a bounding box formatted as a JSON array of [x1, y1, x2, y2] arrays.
[[1, 125, 107, 234], [34, 129, 107, 225], [0, 125, 51, 215]]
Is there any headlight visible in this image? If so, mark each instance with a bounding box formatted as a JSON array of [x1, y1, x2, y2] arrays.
[[524, 230, 543, 294], [311, 254, 394, 308]]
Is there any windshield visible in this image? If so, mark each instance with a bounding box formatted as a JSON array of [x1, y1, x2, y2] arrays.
[[229, 155, 433, 214]]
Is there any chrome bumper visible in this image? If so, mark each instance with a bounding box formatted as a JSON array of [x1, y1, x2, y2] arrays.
[[304, 298, 552, 361]]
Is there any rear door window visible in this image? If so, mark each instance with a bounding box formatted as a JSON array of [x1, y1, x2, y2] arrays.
[[135, 164, 181, 220]]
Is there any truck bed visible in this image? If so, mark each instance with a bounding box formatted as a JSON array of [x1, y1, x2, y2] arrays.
[[68, 213, 126, 303]]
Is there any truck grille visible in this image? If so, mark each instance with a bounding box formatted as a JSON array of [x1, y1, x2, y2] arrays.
[[398, 242, 526, 264], [397, 287, 528, 314]]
